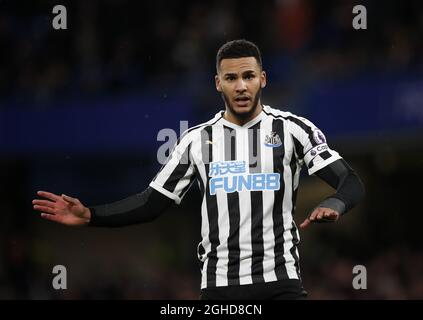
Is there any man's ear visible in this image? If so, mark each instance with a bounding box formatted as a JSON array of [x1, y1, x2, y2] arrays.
[[215, 74, 222, 92], [261, 71, 267, 88]]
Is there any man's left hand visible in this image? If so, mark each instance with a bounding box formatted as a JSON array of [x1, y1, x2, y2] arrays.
[[299, 207, 340, 229]]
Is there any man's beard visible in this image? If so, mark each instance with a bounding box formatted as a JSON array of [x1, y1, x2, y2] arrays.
[[222, 87, 262, 120]]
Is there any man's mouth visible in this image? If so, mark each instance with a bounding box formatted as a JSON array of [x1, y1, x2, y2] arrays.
[[234, 96, 251, 107]]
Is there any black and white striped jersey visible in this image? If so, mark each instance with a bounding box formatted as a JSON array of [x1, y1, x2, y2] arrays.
[[149, 105, 342, 289]]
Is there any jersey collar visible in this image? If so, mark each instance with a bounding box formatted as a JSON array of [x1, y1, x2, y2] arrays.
[[217, 105, 266, 129]]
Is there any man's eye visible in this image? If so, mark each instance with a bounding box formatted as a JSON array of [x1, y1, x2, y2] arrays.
[[226, 76, 235, 81], [245, 74, 254, 80]]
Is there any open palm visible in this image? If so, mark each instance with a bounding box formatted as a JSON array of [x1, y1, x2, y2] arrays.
[[32, 191, 90, 226]]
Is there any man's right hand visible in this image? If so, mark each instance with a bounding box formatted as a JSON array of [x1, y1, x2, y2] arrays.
[[32, 191, 91, 226]]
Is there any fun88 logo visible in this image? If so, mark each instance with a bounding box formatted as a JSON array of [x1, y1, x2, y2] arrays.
[[209, 161, 280, 195]]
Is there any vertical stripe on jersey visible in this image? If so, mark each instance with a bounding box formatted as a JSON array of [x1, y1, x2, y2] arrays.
[[202, 126, 220, 288], [214, 126, 229, 287], [238, 127, 253, 285], [290, 222, 301, 280], [194, 129, 211, 289], [271, 118, 289, 280], [193, 163, 206, 272], [248, 122, 265, 283], [280, 123, 299, 279], [260, 118, 277, 283], [287, 139, 301, 279], [224, 126, 241, 286]]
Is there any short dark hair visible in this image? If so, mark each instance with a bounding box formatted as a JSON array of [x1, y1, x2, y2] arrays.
[[216, 39, 262, 71]]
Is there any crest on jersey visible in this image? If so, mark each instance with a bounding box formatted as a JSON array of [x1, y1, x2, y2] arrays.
[[264, 131, 282, 147]]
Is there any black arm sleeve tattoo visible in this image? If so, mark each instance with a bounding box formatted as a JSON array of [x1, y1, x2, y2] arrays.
[[88, 187, 174, 227], [314, 159, 365, 215]]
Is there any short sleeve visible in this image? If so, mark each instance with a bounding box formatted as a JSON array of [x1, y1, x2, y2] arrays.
[[289, 116, 342, 175], [149, 132, 195, 204]]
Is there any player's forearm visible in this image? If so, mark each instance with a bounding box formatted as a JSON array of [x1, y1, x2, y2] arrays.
[[88, 187, 173, 227], [315, 159, 365, 215]]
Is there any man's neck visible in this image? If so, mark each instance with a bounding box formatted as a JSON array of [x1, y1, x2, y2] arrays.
[[223, 103, 263, 126]]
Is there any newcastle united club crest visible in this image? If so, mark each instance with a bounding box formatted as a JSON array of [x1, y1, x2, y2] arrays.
[[264, 131, 282, 147]]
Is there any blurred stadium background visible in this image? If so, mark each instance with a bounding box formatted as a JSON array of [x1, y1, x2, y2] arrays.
[[1, 0, 422, 299]]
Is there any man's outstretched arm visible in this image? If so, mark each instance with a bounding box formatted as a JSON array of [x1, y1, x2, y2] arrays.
[[33, 187, 173, 227], [300, 159, 365, 228], [88, 187, 173, 227]]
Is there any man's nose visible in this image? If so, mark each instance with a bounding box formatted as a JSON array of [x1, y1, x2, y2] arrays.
[[235, 79, 247, 93]]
